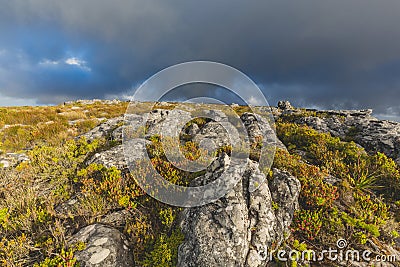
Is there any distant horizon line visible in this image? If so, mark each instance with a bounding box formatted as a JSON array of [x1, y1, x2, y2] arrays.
[[0, 98, 399, 122]]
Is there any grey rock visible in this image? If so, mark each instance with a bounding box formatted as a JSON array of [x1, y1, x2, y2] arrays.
[[100, 210, 135, 229], [186, 123, 200, 137], [203, 109, 229, 122], [178, 162, 301, 267], [193, 122, 231, 152], [82, 117, 126, 142], [87, 145, 127, 169], [292, 109, 400, 164], [277, 100, 294, 110], [269, 169, 301, 236], [145, 109, 192, 137], [69, 224, 134, 267], [298, 116, 348, 137], [111, 126, 123, 142], [241, 112, 286, 151], [241, 112, 266, 144], [191, 112, 285, 156], [124, 113, 146, 136], [87, 139, 149, 169]]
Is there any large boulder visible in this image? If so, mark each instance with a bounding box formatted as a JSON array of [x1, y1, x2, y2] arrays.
[[177, 160, 301, 267], [69, 224, 134, 267]]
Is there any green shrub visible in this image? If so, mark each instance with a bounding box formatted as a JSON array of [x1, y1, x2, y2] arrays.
[[353, 192, 389, 226], [292, 209, 323, 240], [141, 229, 184, 267], [34, 242, 85, 267], [78, 164, 142, 210], [273, 149, 339, 209], [341, 212, 381, 237], [277, 123, 400, 200]]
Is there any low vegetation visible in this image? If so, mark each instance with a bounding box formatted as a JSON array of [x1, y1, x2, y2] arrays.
[[0, 102, 399, 266], [0, 101, 207, 266], [274, 122, 400, 266], [0, 101, 128, 152]]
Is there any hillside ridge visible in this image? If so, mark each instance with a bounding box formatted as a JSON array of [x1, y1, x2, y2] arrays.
[[0, 100, 399, 266]]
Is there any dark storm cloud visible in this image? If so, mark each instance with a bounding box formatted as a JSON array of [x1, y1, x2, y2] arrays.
[[0, 0, 399, 119]]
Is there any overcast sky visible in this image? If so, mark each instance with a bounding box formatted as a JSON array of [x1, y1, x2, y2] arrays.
[[0, 0, 399, 120]]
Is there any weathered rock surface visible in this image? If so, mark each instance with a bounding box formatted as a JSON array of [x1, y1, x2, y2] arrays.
[[203, 109, 229, 122], [185, 123, 200, 137], [241, 112, 286, 151], [69, 224, 134, 267], [178, 163, 301, 267], [145, 109, 192, 137], [193, 121, 232, 151], [82, 116, 125, 142], [87, 145, 127, 169], [289, 108, 400, 164], [72, 105, 313, 267], [87, 139, 149, 169]]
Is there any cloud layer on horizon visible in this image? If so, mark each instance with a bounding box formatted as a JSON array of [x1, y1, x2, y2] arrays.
[[0, 0, 400, 119]]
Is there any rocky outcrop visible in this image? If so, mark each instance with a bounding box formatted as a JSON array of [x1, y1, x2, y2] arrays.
[[193, 121, 231, 151], [145, 109, 192, 137], [287, 108, 400, 164], [178, 164, 301, 267], [77, 106, 295, 267], [241, 112, 286, 151], [81, 116, 125, 142], [87, 139, 149, 169], [87, 145, 127, 169], [277, 100, 294, 110], [69, 224, 134, 267]]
